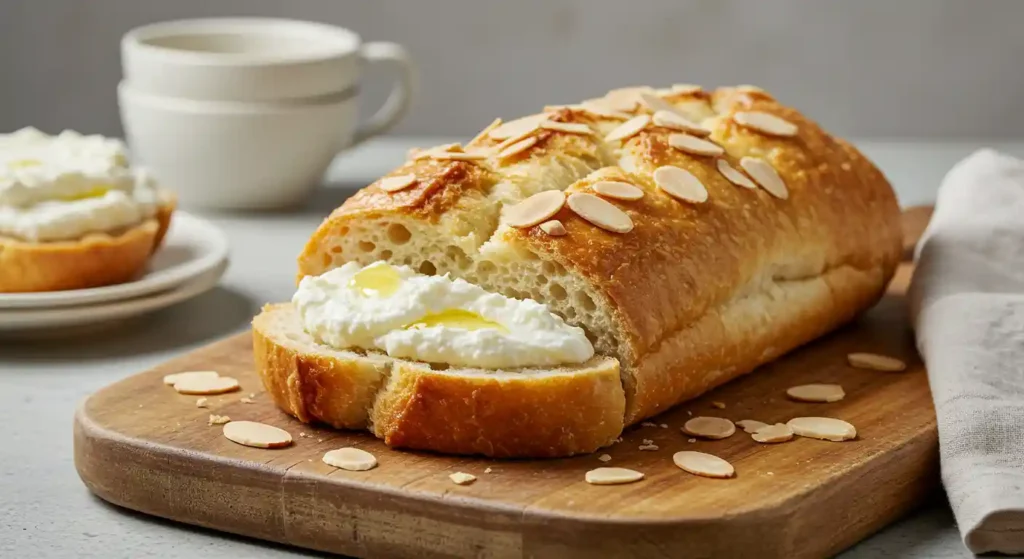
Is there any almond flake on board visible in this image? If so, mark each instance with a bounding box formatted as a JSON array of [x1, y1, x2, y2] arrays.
[[208, 414, 231, 426], [195, 398, 208, 408], [641, 422, 658, 428], [787, 417, 857, 442], [222, 421, 293, 449], [592, 181, 645, 201], [717, 159, 757, 189], [733, 111, 798, 137], [322, 447, 377, 471], [173, 376, 240, 396], [585, 467, 644, 485], [668, 133, 725, 157], [847, 352, 907, 372], [653, 166, 708, 204], [163, 371, 219, 386], [489, 114, 547, 141], [651, 110, 711, 136], [449, 472, 477, 485], [540, 120, 593, 135], [498, 136, 539, 160], [379, 174, 418, 193], [711, 401, 726, 409], [567, 193, 634, 233], [752, 423, 795, 444], [484, 467, 493, 473], [604, 115, 651, 142], [639, 444, 659, 451], [505, 190, 566, 228], [598, 454, 612, 463], [673, 451, 735, 479], [539, 219, 567, 236], [682, 417, 736, 440], [240, 397, 254, 404], [660, 424, 669, 429], [736, 419, 769, 434], [740, 157, 789, 199], [786, 384, 846, 403]]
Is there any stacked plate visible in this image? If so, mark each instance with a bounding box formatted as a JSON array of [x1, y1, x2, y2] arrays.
[[0, 212, 229, 336]]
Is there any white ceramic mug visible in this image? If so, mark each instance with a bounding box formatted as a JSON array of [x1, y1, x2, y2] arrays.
[[119, 18, 415, 209]]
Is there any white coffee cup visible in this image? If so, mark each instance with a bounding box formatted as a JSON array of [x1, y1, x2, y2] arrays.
[[119, 18, 415, 209]]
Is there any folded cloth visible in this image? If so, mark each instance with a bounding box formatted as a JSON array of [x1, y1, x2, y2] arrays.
[[910, 149, 1024, 555]]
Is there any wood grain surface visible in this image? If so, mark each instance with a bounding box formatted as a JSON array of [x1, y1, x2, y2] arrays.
[[74, 208, 938, 559]]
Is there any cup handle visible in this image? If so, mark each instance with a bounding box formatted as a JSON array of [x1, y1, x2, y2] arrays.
[[350, 41, 416, 147]]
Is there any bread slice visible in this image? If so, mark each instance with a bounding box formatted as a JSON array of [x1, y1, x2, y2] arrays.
[[253, 303, 624, 457], [0, 191, 176, 293]]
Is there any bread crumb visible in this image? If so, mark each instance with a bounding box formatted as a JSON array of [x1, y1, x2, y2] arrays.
[[299, 432, 307, 438], [614, 437, 623, 443], [240, 397, 254, 404], [688, 438, 697, 443], [767, 472, 774, 476], [317, 438, 324, 443], [711, 401, 726, 409], [598, 454, 612, 462], [248, 393, 256, 398], [195, 398, 208, 408], [639, 444, 659, 451], [660, 424, 668, 429], [641, 422, 658, 427], [687, 411, 692, 416], [449, 472, 477, 485], [642, 439, 654, 445], [208, 414, 231, 425], [484, 467, 493, 473]]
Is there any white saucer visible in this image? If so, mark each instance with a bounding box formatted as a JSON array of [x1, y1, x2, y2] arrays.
[[0, 259, 227, 334], [0, 211, 229, 309]]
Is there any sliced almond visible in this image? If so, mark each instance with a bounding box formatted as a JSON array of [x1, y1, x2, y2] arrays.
[[668, 133, 725, 157], [654, 165, 708, 204], [672, 451, 735, 479], [222, 420, 293, 448], [379, 174, 418, 193], [740, 156, 789, 199], [752, 423, 795, 444], [604, 87, 648, 112], [597, 454, 612, 463], [847, 352, 907, 372], [469, 118, 503, 145], [652, 110, 711, 136], [505, 190, 565, 228], [786, 384, 846, 403], [604, 115, 651, 142], [682, 417, 735, 439], [208, 414, 231, 426], [163, 370, 219, 386], [638, 444, 659, 451], [414, 143, 461, 160], [585, 467, 644, 485], [484, 467, 493, 473], [736, 84, 766, 93], [449, 472, 477, 485], [431, 151, 487, 162], [592, 181, 644, 201], [638, 91, 681, 114], [733, 111, 798, 137], [540, 120, 593, 135], [736, 419, 769, 434], [717, 159, 757, 189], [566, 193, 634, 233], [174, 376, 240, 395], [497, 136, 539, 160], [323, 447, 377, 471], [580, 101, 632, 120], [489, 114, 547, 141], [787, 417, 857, 442], [539, 219, 567, 236], [670, 84, 703, 95]]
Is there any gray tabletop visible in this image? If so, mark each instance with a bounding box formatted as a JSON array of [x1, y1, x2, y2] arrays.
[[3, 137, 1018, 559]]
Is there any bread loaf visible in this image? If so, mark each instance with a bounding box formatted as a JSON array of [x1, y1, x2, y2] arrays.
[[255, 84, 902, 457]]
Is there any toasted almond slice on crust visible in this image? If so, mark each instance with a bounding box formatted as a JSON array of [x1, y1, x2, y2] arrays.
[[489, 113, 547, 140], [673, 451, 735, 478], [787, 417, 857, 442], [652, 110, 711, 136], [592, 181, 644, 201], [163, 370, 219, 386], [736, 419, 769, 434], [222, 420, 293, 448], [174, 376, 240, 395], [740, 157, 789, 199], [498, 136, 539, 160], [567, 193, 634, 233], [505, 190, 565, 228], [670, 83, 703, 95], [449, 472, 477, 485], [786, 384, 846, 403], [682, 417, 736, 439], [585, 467, 644, 485], [580, 101, 632, 120], [847, 352, 907, 372], [540, 120, 593, 135], [733, 111, 798, 137], [752, 423, 795, 444], [431, 151, 487, 162], [469, 117, 503, 145], [604, 115, 651, 142], [654, 165, 709, 203], [379, 174, 418, 193], [539, 219, 567, 236], [323, 448, 378, 471], [717, 159, 757, 189], [668, 133, 725, 157]]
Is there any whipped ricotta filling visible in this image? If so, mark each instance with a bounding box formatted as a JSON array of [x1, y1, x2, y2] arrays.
[[293, 261, 595, 369], [0, 127, 159, 241]]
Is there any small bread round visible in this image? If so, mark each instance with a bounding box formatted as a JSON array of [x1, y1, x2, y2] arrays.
[[0, 191, 176, 293]]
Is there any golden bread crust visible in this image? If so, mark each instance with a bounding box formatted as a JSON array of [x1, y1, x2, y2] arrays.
[[0, 193, 176, 293]]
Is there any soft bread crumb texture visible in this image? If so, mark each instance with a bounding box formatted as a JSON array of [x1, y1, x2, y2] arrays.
[[282, 84, 900, 451]]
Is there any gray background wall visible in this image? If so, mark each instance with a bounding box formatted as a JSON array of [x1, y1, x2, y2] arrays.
[[1, 0, 1022, 139]]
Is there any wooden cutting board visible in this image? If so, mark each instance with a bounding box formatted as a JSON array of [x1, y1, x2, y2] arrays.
[[75, 209, 938, 559]]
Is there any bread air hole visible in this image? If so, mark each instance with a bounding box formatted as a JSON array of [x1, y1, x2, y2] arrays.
[[549, 283, 568, 300], [576, 292, 597, 312], [418, 261, 437, 276], [329, 245, 343, 254], [476, 260, 497, 276], [358, 241, 376, 253], [387, 223, 412, 245], [379, 249, 393, 260]]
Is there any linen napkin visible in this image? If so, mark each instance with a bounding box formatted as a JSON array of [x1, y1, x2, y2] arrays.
[[909, 148, 1024, 555]]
